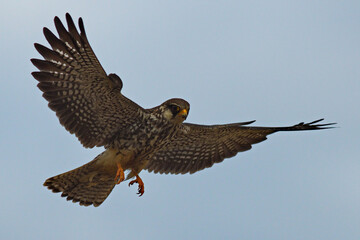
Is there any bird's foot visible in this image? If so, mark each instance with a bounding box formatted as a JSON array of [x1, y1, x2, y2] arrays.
[[114, 163, 125, 184], [128, 174, 144, 196]]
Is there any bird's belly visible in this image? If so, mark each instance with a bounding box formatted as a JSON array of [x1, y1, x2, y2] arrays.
[[102, 123, 177, 171], [95, 148, 135, 172]]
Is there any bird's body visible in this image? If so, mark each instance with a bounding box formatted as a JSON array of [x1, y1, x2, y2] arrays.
[[104, 99, 188, 179], [32, 13, 335, 207]]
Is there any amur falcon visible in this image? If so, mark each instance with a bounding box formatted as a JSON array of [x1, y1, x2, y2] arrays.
[[31, 13, 335, 207]]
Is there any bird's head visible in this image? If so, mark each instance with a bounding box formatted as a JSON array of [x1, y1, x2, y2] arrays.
[[161, 98, 190, 124]]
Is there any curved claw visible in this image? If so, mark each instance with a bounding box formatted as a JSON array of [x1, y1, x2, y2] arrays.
[[128, 174, 144, 196]]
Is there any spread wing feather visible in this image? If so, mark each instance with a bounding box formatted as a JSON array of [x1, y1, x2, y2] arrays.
[[146, 119, 335, 174], [31, 13, 144, 148]]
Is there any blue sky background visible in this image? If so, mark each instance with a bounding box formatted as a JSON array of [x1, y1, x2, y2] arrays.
[[1, 1, 359, 239]]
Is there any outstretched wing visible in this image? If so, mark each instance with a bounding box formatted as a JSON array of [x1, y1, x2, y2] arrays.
[[146, 119, 335, 174], [31, 13, 144, 148]]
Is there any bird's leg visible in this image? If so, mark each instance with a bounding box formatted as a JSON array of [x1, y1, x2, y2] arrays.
[[128, 174, 145, 196], [114, 162, 125, 184]]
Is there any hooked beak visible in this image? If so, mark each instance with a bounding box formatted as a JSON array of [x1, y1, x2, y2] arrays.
[[179, 109, 188, 119]]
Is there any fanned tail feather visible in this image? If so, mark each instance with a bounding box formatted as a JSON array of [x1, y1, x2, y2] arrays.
[[43, 153, 116, 207]]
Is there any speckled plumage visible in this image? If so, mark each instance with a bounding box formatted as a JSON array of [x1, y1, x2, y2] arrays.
[[32, 14, 335, 207]]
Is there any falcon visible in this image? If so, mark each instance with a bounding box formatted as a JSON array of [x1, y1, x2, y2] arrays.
[[31, 13, 335, 207]]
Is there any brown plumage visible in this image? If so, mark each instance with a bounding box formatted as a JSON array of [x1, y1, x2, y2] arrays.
[[44, 153, 116, 207], [33, 13, 335, 207]]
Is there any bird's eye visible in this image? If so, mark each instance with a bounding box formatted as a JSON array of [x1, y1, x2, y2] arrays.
[[170, 105, 180, 114]]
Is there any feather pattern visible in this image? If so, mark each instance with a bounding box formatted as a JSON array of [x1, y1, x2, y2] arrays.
[[32, 13, 336, 207], [146, 119, 335, 174], [31, 13, 144, 148]]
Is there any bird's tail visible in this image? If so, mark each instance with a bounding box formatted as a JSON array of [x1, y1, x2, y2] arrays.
[[43, 152, 117, 207]]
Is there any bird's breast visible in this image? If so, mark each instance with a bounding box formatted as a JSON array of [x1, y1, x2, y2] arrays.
[[109, 117, 177, 155]]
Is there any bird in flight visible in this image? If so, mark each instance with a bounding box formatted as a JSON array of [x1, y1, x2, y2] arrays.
[[31, 13, 335, 207]]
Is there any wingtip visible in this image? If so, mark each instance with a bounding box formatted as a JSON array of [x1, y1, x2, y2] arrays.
[[42, 27, 53, 39], [65, 12, 74, 25], [31, 71, 38, 77], [309, 119, 337, 128], [43, 26, 49, 33], [307, 118, 325, 125], [30, 59, 41, 69], [298, 119, 337, 130], [239, 120, 256, 126], [79, 17, 85, 34], [273, 118, 337, 132], [54, 15, 61, 22], [33, 42, 43, 50]]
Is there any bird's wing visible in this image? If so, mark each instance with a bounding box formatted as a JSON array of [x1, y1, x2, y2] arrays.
[[146, 119, 335, 174], [31, 13, 144, 148]]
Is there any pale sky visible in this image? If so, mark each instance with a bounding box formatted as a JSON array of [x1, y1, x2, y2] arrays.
[[1, 1, 359, 239]]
